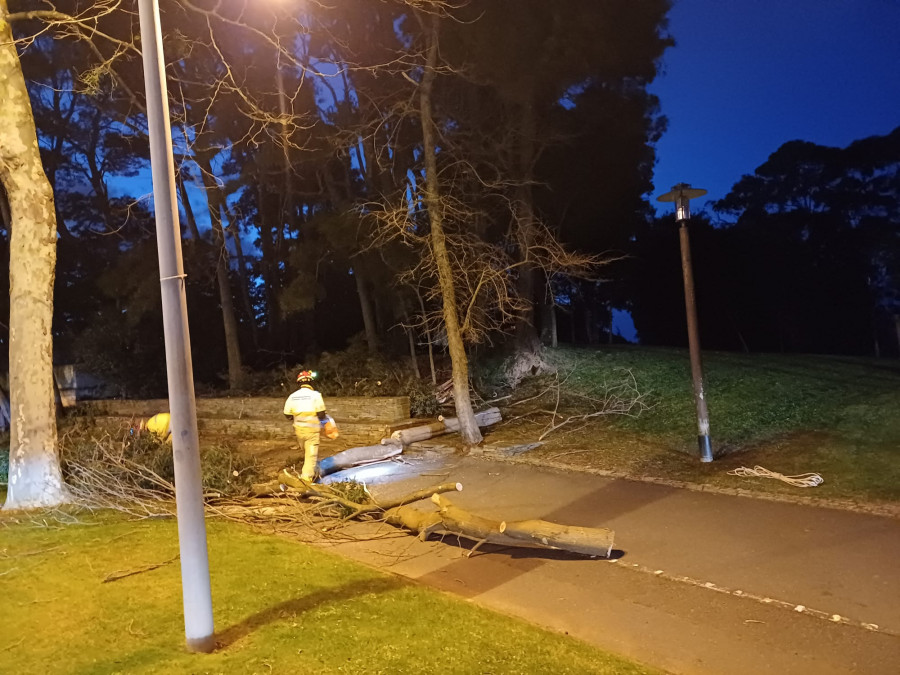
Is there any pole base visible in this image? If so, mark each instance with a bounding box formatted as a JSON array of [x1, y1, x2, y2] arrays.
[[186, 634, 217, 653], [698, 435, 713, 463]]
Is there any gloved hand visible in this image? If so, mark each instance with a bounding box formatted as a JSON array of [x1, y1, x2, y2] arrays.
[[323, 415, 340, 440]]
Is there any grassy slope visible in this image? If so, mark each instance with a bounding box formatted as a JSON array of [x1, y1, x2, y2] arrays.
[[0, 515, 654, 675], [492, 346, 900, 504]]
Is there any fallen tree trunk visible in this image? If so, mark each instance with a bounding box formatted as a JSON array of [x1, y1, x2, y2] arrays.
[[389, 421, 447, 445], [500, 519, 614, 558], [242, 474, 614, 558], [383, 504, 443, 539], [391, 407, 502, 445], [438, 407, 502, 432], [429, 494, 615, 558], [318, 440, 403, 477]]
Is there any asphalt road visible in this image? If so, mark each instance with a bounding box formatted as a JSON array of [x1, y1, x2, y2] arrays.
[[320, 449, 900, 674]]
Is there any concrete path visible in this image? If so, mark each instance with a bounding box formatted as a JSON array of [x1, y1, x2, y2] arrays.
[[319, 448, 900, 674]]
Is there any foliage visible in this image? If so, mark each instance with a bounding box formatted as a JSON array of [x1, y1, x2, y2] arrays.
[[5, 0, 673, 397], [0, 443, 7, 486], [196, 441, 261, 495], [58, 426, 260, 498], [327, 479, 372, 516], [0, 517, 655, 674], [305, 339, 441, 416], [407, 379, 442, 417]]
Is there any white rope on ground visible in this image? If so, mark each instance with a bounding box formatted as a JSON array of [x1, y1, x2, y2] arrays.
[[727, 465, 824, 488]]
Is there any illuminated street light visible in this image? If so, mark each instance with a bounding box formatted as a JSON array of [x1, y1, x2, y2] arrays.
[[657, 183, 714, 463], [137, 0, 215, 652]]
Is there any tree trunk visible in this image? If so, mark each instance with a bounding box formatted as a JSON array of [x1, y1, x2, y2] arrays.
[[415, 286, 438, 386], [513, 95, 541, 354], [256, 178, 281, 343], [894, 314, 900, 357], [176, 173, 203, 240], [402, 306, 422, 379], [418, 12, 482, 447], [196, 154, 243, 389], [431, 495, 615, 558], [391, 407, 501, 446], [276, 69, 292, 261], [0, 7, 68, 509], [549, 302, 558, 348], [221, 204, 259, 349], [354, 264, 380, 353], [317, 441, 403, 478]]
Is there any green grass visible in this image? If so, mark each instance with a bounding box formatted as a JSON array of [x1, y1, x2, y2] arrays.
[[0, 514, 654, 675], [491, 346, 900, 504]]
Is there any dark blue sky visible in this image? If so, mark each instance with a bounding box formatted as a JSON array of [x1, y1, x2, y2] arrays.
[[649, 0, 900, 214]]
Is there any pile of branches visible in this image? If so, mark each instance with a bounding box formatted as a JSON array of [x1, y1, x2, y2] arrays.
[[57, 428, 615, 557], [227, 469, 614, 557], [59, 429, 260, 517], [503, 369, 651, 441]]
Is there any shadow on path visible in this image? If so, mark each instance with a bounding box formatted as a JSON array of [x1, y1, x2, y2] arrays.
[[415, 478, 657, 598]]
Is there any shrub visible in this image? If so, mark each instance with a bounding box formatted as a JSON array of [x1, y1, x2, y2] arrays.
[[199, 441, 260, 495], [408, 380, 441, 417], [59, 428, 260, 500], [327, 479, 371, 516]]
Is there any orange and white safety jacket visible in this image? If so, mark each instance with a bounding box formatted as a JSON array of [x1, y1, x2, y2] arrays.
[[283, 385, 327, 431]]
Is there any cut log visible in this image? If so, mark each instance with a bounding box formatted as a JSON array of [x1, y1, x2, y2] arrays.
[[383, 504, 443, 540], [429, 494, 525, 549], [318, 440, 403, 477], [249, 479, 286, 496], [438, 407, 502, 432], [500, 519, 614, 558], [391, 407, 502, 445], [471, 442, 542, 458], [390, 421, 448, 445], [428, 494, 615, 558]]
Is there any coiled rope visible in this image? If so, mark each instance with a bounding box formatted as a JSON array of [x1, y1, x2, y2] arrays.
[[727, 465, 824, 488]]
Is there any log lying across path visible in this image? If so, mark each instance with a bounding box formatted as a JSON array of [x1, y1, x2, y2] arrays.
[[391, 407, 502, 445], [426, 494, 615, 558], [246, 469, 615, 558], [318, 440, 403, 478], [298, 407, 502, 480], [383, 492, 614, 557]]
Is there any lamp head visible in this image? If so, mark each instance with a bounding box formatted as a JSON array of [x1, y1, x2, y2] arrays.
[[657, 183, 708, 221]]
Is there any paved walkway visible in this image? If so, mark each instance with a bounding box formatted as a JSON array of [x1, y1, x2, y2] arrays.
[[319, 447, 900, 674]]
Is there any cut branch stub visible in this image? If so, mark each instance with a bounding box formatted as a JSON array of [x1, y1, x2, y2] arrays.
[[376, 482, 462, 511]]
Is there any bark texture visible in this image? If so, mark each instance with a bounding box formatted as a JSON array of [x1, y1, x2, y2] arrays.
[[418, 12, 482, 446], [0, 4, 68, 509], [389, 407, 502, 446], [196, 154, 244, 390]]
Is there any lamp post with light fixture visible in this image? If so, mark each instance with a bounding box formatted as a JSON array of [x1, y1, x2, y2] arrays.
[[657, 183, 714, 462]]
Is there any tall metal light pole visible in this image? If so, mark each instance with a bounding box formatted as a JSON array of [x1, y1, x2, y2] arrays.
[[657, 183, 714, 462], [137, 0, 216, 651]]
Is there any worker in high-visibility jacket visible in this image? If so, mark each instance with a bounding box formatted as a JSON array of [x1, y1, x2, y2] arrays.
[[137, 412, 172, 442], [284, 371, 339, 481]]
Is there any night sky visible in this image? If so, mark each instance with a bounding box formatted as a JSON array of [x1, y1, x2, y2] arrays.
[[650, 0, 900, 214]]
